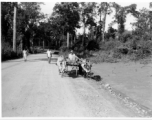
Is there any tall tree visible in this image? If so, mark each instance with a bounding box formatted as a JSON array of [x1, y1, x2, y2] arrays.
[[111, 3, 137, 40], [132, 8, 151, 40], [98, 2, 113, 42], [18, 2, 44, 52], [52, 2, 80, 48], [150, 2, 152, 8], [106, 26, 117, 39], [13, 3, 17, 52], [1, 2, 15, 45], [79, 2, 97, 46]]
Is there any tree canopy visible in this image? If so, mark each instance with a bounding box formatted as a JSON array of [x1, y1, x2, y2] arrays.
[[1, 2, 152, 57]]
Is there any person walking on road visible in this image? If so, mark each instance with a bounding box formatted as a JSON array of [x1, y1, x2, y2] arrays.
[[57, 55, 64, 73], [47, 49, 52, 64], [23, 49, 28, 62]]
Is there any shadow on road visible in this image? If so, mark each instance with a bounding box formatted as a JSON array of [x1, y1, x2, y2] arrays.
[[67, 70, 79, 79], [62, 70, 103, 81], [61, 70, 81, 79], [2, 60, 24, 63], [13, 58, 57, 62]]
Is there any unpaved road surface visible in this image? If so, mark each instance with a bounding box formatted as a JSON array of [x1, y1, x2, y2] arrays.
[[92, 61, 152, 110], [2, 53, 139, 117]]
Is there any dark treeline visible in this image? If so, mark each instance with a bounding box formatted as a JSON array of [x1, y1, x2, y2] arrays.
[[1, 2, 152, 61]]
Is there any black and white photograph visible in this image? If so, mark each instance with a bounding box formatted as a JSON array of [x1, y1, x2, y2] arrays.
[[1, 0, 152, 118]]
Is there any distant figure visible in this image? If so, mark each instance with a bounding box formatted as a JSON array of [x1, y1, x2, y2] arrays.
[[47, 49, 52, 64], [23, 49, 27, 62], [57, 55, 64, 73], [60, 57, 67, 73]]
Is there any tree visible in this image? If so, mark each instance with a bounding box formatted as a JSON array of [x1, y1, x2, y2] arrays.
[[52, 2, 80, 48], [18, 2, 44, 52], [131, 8, 152, 40], [1, 2, 15, 45], [150, 2, 152, 8], [106, 26, 117, 39], [1, 2, 20, 56], [79, 2, 97, 46], [98, 2, 113, 42], [13, 3, 17, 52], [48, 16, 63, 48], [112, 3, 137, 36]]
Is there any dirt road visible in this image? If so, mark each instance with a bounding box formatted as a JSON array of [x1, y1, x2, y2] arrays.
[[2, 53, 139, 117], [92, 61, 152, 110]]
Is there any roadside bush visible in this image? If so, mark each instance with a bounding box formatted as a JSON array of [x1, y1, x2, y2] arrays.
[[86, 40, 99, 51], [2, 41, 23, 61], [136, 40, 152, 59], [89, 51, 118, 63], [60, 35, 152, 63], [32, 46, 45, 54], [112, 49, 122, 59], [2, 49, 22, 61], [119, 31, 132, 43], [100, 40, 121, 51], [124, 39, 152, 60], [83, 49, 91, 58], [60, 45, 68, 52], [2, 41, 11, 60], [116, 45, 129, 55]]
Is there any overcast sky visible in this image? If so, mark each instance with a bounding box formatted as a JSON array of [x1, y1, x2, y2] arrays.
[[40, 1, 151, 34]]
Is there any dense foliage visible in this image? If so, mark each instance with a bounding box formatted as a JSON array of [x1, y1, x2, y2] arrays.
[[1, 2, 152, 62]]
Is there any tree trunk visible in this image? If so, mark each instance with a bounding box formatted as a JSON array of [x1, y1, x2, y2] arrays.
[[82, 14, 86, 46], [99, 9, 102, 41], [13, 6, 17, 52], [95, 26, 97, 40], [32, 39, 34, 53], [82, 22, 86, 46], [90, 26, 93, 40], [102, 3, 108, 42], [21, 39, 23, 51], [63, 27, 65, 40], [59, 40, 61, 48], [43, 40, 44, 50], [56, 40, 58, 49], [30, 38, 34, 53], [71, 34, 73, 47], [74, 36, 75, 43], [48, 41, 50, 48], [67, 32, 69, 48], [39, 40, 40, 47]]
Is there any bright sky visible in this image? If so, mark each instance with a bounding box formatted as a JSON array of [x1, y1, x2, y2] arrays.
[[40, 1, 151, 34]]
